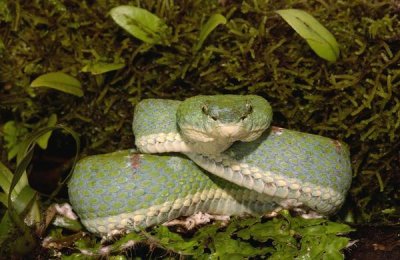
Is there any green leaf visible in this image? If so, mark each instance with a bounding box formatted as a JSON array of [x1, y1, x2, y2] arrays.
[[0, 163, 34, 211], [30, 72, 83, 97], [0, 192, 7, 207], [323, 222, 354, 234], [110, 5, 170, 45], [81, 61, 125, 75], [276, 9, 340, 61], [36, 113, 57, 149], [0, 161, 12, 195], [194, 13, 227, 52]]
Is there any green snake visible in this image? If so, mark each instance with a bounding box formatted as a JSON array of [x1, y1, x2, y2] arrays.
[[68, 95, 352, 236]]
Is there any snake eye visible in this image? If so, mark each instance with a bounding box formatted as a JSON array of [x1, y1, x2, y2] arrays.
[[202, 105, 209, 115], [240, 103, 253, 120]]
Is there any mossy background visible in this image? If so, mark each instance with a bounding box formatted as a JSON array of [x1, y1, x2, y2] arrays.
[[0, 0, 399, 257]]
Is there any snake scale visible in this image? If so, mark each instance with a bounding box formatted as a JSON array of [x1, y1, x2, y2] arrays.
[[68, 95, 352, 236]]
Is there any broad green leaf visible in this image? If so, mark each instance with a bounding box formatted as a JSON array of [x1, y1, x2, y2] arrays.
[[0, 161, 12, 195], [36, 113, 57, 149], [276, 9, 340, 62], [31, 72, 83, 97], [194, 13, 227, 52], [110, 5, 170, 45], [81, 61, 125, 75]]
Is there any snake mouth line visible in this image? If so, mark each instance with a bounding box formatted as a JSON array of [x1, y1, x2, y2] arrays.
[[179, 123, 268, 143]]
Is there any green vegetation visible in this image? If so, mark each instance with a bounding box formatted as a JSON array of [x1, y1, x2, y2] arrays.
[[0, 0, 399, 258], [63, 211, 352, 259]]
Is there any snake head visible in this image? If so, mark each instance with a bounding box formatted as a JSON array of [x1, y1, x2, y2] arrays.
[[177, 95, 272, 144]]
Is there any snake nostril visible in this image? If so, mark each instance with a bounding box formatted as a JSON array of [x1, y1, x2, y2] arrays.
[[202, 105, 218, 121]]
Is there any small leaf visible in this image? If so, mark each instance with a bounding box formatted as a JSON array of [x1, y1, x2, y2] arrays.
[[36, 114, 57, 149], [81, 61, 125, 75], [276, 9, 340, 61], [110, 5, 170, 45], [194, 13, 227, 52], [2, 121, 28, 160], [31, 72, 83, 97], [0, 1, 12, 23], [52, 216, 83, 232]]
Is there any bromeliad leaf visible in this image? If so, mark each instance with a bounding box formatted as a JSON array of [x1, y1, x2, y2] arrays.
[[30, 72, 83, 97], [276, 9, 340, 62], [110, 5, 170, 45], [194, 13, 227, 52]]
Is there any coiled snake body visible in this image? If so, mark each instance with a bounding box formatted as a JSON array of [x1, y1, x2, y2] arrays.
[[69, 95, 352, 236]]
